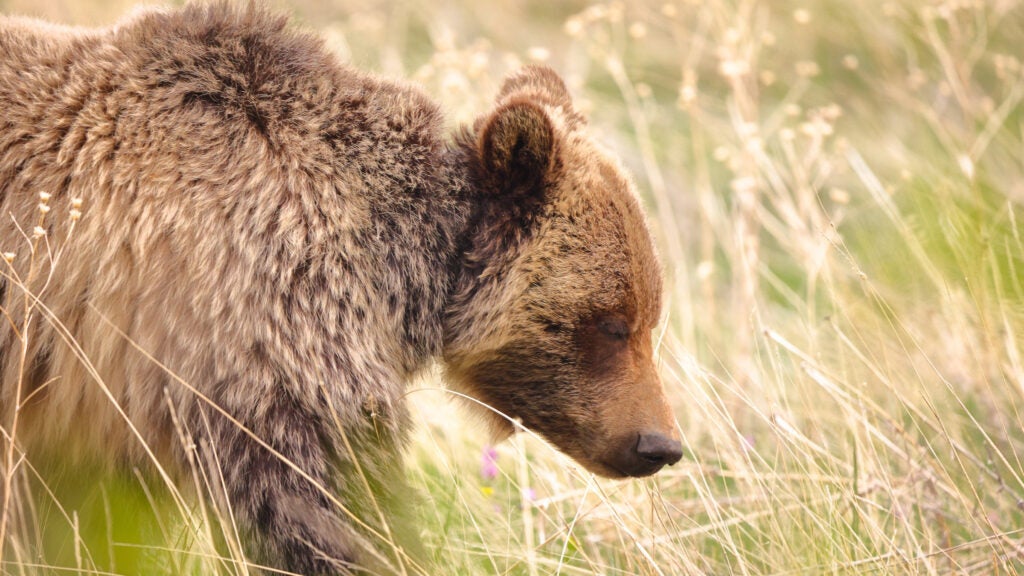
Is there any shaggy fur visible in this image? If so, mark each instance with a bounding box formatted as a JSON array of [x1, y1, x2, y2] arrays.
[[0, 3, 679, 574]]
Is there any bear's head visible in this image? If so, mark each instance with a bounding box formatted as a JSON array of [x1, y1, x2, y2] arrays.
[[444, 66, 682, 478]]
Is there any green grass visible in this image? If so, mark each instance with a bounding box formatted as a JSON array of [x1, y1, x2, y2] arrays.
[[2, 0, 1024, 574]]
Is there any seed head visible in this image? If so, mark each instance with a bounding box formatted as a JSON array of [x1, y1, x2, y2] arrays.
[[719, 58, 750, 79], [796, 60, 821, 78], [527, 46, 550, 62], [957, 154, 975, 180], [829, 188, 851, 204], [678, 84, 697, 109], [564, 16, 584, 38]]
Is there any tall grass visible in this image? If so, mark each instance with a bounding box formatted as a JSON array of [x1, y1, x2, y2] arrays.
[[1, 0, 1023, 574]]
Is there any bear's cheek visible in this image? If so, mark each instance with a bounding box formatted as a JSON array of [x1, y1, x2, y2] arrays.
[[449, 342, 592, 432]]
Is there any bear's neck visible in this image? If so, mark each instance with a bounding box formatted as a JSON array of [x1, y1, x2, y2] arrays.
[[435, 130, 520, 366], [434, 131, 481, 350]]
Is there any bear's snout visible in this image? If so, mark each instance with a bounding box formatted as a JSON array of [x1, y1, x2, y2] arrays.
[[635, 432, 684, 467], [607, 431, 683, 478]]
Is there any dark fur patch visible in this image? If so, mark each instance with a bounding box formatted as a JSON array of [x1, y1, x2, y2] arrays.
[[24, 340, 51, 406], [480, 99, 554, 194]]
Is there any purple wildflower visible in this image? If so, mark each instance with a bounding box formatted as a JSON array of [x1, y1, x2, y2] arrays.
[[481, 446, 499, 480], [742, 434, 755, 452]]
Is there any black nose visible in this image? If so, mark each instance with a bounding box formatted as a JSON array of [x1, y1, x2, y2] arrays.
[[635, 433, 683, 467]]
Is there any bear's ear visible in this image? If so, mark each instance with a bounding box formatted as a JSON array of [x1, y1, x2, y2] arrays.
[[478, 98, 554, 199], [497, 65, 574, 111]]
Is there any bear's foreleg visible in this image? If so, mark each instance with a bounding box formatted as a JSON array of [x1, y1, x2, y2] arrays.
[[193, 394, 363, 575]]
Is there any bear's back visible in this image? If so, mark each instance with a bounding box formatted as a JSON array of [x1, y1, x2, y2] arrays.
[[0, 3, 449, 208]]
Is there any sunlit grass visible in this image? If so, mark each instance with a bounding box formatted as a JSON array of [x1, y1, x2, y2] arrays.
[[1, 0, 1023, 574]]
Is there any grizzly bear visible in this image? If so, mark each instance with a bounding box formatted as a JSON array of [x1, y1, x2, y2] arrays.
[[0, 2, 682, 574]]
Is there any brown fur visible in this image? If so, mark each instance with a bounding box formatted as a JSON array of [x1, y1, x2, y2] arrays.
[[0, 3, 678, 574]]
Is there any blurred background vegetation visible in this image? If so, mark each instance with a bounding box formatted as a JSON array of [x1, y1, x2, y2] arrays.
[[1, 0, 1024, 574]]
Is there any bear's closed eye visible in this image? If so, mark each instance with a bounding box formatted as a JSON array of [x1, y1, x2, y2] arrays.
[[598, 317, 630, 340]]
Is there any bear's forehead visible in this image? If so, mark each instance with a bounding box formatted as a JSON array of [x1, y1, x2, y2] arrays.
[[538, 145, 663, 325]]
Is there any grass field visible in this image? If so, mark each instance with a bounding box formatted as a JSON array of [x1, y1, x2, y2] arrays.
[[1, 0, 1024, 574]]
